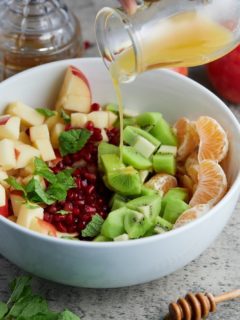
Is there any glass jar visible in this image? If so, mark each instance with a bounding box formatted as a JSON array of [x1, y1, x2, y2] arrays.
[[0, 0, 83, 80], [95, 0, 240, 82]]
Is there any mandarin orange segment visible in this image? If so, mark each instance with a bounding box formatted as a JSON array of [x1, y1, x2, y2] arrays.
[[174, 117, 199, 161], [174, 204, 210, 229], [196, 116, 229, 163], [145, 173, 177, 195], [185, 151, 199, 184], [178, 174, 195, 195], [189, 160, 227, 207]]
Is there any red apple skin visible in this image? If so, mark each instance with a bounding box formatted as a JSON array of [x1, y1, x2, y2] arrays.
[[70, 65, 92, 97], [207, 45, 240, 104], [0, 116, 10, 125], [170, 67, 188, 77], [0, 201, 9, 218]]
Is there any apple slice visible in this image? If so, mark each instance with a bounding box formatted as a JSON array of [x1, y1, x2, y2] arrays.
[[19, 131, 31, 145], [108, 112, 118, 128], [88, 111, 109, 129], [50, 123, 65, 148], [0, 115, 20, 140], [30, 124, 50, 142], [34, 139, 56, 162], [71, 113, 88, 128], [10, 192, 25, 217], [6, 102, 44, 127], [30, 218, 57, 237], [17, 203, 44, 228], [0, 139, 16, 170], [45, 114, 64, 131], [57, 231, 79, 239], [0, 184, 6, 207], [15, 144, 40, 169], [55, 66, 92, 113]]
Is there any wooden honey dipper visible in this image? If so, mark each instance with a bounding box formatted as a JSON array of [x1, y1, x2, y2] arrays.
[[164, 289, 240, 320]]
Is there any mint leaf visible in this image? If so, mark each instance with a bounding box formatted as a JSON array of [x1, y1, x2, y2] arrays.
[[60, 109, 71, 124], [11, 296, 49, 318], [5, 177, 27, 198], [34, 158, 56, 184], [36, 108, 56, 118], [81, 214, 104, 238], [59, 129, 91, 157], [55, 169, 75, 189], [57, 310, 80, 320], [46, 184, 68, 202], [0, 302, 8, 319], [8, 276, 32, 305], [26, 178, 54, 205]]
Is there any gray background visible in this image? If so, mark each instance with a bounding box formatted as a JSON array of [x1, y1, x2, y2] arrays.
[[0, 1, 240, 319]]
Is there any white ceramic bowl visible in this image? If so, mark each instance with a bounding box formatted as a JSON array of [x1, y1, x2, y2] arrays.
[[0, 58, 239, 288]]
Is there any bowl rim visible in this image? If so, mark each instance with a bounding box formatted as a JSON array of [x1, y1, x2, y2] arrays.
[[0, 57, 240, 248]]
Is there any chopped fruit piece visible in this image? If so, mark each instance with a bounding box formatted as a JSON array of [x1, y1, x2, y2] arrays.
[[196, 116, 229, 163], [19, 131, 31, 145], [30, 218, 57, 237], [57, 231, 79, 239], [179, 174, 195, 195], [0, 139, 16, 170], [101, 207, 127, 239], [139, 170, 150, 183], [127, 195, 162, 225], [163, 199, 190, 224], [0, 202, 9, 217], [105, 103, 118, 113], [114, 234, 129, 241], [0, 115, 20, 140], [55, 66, 92, 113], [145, 173, 177, 195], [133, 136, 157, 158], [185, 151, 199, 184], [108, 111, 118, 127], [10, 192, 25, 217], [141, 186, 158, 197], [150, 117, 177, 146], [101, 154, 124, 172], [152, 154, 176, 175], [88, 111, 109, 129], [50, 123, 65, 148], [45, 114, 64, 131], [34, 139, 56, 162], [122, 146, 152, 170], [17, 203, 44, 228], [101, 129, 109, 142], [22, 175, 46, 190], [111, 194, 127, 211], [71, 113, 88, 128], [174, 204, 210, 229], [173, 117, 199, 161], [136, 112, 162, 127], [30, 124, 50, 142], [6, 102, 44, 126], [0, 170, 8, 184], [162, 187, 189, 213], [189, 160, 227, 207], [94, 235, 111, 242], [157, 145, 177, 156], [124, 209, 152, 239], [15, 144, 40, 169], [107, 166, 141, 196], [0, 184, 6, 207]]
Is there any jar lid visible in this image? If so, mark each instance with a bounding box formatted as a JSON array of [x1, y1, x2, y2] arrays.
[[0, 0, 80, 55]]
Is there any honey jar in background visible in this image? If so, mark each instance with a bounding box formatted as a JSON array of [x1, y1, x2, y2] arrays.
[[0, 0, 83, 80]]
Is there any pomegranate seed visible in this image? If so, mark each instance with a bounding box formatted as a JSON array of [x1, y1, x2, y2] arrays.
[[91, 103, 101, 112], [84, 40, 92, 50], [73, 207, 80, 216], [85, 205, 96, 214], [56, 222, 67, 233], [86, 121, 94, 131], [48, 204, 57, 214], [64, 202, 73, 212], [75, 178, 82, 188], [65, 124, 72, 131], [65, 214, 74, 225], [67, 225, 77, 233]]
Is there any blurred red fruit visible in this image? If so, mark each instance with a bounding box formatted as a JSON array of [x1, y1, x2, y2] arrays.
[[207, 45, 240, 104], [170, 67, 188, 76]]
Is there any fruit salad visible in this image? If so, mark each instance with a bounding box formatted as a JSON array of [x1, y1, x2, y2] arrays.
[[0, 66, 229, 241]]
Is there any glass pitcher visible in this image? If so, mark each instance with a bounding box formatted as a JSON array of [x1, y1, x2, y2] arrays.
[[0, 0, 83, 80], [95, 0, 240, 82]]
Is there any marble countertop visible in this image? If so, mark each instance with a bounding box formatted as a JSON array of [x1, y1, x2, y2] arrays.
[[0, 1, 240, 319]]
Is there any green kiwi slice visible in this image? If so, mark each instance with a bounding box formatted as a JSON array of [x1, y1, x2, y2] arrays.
[[101, 154, 124, 173], [104, 103, 119, 114], [107, 166, 142, 196], [141, 186, 158, 197], [101, 207, 128, 239], [163, 199, 190, 224], [111, 194, 127, 211], [98, 142, 119, 170], [93, 235, 112, 242], [124, 210, 152, 239], [127, 195, 162, 224], [122, 146, 152, 170], [153, 154, 176, 175], [136, 112, 162, 127], [150, 117, 177, 146], [162, 187, 189, 212]]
